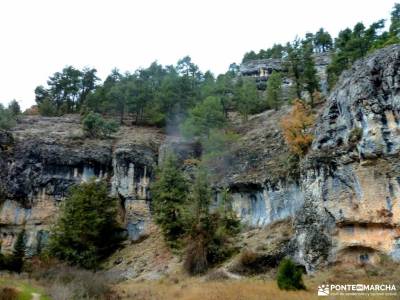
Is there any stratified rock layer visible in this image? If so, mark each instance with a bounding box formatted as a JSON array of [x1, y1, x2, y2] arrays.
[[0, 115, 164, 253], [296, 45, 400, 271]]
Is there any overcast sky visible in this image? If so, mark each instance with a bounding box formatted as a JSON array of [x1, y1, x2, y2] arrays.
[[0, 0, 397, 109]]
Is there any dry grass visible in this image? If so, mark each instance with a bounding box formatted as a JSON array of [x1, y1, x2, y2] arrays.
[[30, 262, 118, 300], [0, 287, 18, 300], [116, 278, 315, 300], [2, 260, 400, 300], [11, 114, 165, 150], [104, 225, 176, 280], [115, 260, 400, 300]]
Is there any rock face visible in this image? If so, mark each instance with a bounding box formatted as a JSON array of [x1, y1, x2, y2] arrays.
[[227, 45, 400, 271], [240, 58, 284, 77], [0, 115, 164, 254], [240, 52, 331, 94], [211, 109, 306, 230], [1, 45, 400, 273], [229, 184, 303, 227], [296, 45, 400, 271]]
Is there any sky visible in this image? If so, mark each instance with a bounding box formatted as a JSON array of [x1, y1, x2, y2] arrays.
[[0, 0, 397, 110]]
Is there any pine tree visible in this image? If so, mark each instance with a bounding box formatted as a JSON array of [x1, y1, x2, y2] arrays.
[[235, 78, 261, 120], [151, 153, 189, 248], [314, 28, 333, 52], [38, 98, 57, 116], [265, 71, 282, 110], [11, 229, 26, 273], [82, 111, 119, 138], [302, 42, 320, 107], [184, 170, 213, 274], [7, 100, 21, 116], [181, 96, 226, 139], [184, 170, 240, 275], [49, 180, 123, 269], [277, 258, 305, 290], [0, 104, 16, 130], [390, 3, 400, 36], [285, 40, 303, 99]]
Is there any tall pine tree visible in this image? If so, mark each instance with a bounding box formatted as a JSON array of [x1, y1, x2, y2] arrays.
[[11, 229, 26, 273], [285, 40, 303, 99], [151, 153, 189, 248], [49, 180, 123, 269], [302, 41, 320, 107], [265, 71, 282, 110], [184, 170, 240, 275]]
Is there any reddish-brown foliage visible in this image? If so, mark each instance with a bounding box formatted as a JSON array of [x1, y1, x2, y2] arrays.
[[23, 105, 39, 115], [280, 99, 315, 157]]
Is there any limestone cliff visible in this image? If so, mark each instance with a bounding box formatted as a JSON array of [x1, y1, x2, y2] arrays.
[[1, 45, 400, 274], [0, 115, 163, 254], [240, 52, 331, 94], [296, 44, 400, 271], [215, 45, 400, 270]]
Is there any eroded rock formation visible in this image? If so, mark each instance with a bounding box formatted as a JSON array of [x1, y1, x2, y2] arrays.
[[0, 115, 163, 253], [1, 45, 399, 273], [240, 52, 331, 94], [296, 44, 400, 271]]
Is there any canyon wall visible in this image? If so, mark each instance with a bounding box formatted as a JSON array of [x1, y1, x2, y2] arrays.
[[1, 45, 400, 273]]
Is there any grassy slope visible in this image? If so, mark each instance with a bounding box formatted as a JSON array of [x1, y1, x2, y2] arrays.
[[115, 266, 400, 300]]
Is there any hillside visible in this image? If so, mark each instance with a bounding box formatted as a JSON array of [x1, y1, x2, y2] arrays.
[[1, 44, 400, 299], [1, 44, 400, 262]]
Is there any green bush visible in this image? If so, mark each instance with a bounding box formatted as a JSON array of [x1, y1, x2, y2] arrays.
[[276, 258, 305, 290], [202, 129, 239, 159], [48, 180, 124, 269], [0, 105, 16, 130], [82, 112, 119, 138], [38, 98, 58, 116]]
